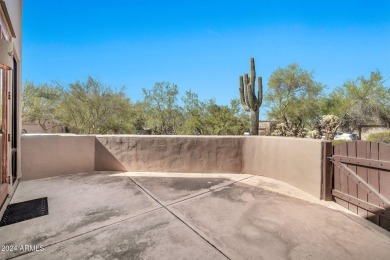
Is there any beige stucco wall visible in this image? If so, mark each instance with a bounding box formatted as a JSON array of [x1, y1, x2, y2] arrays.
[[3, 0, 22, 57], [21, 135, 95, 180], [96, 135, 244, 174], [21, 135, 326, 199], [94, 137, 127, 172], [242, 136, 324, 198]]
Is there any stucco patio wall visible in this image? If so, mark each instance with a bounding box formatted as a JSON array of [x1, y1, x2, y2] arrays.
[[241, 136, 324, 198], [21, 135, 325, 198], [21, 135, 96, 180], [95, 135, 243, 173]]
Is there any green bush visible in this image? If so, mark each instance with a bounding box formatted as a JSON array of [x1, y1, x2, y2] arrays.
[[366, 131, 390, 144]]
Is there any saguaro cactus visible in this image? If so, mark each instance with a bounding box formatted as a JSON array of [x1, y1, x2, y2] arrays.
[[239, 58, 263, 135]]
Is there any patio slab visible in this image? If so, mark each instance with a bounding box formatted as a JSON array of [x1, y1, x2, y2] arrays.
[[0, 171, 161, 259], [127, 172, 252, 205], [169, 179, 390, 260], [0, 172, 389, 260], [16, 209, 226, 260]]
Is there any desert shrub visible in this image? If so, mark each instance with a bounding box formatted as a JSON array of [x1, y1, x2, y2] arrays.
[[366, 131, 390, 144], [307, 129, 321, 139], [271, 123, 307, 137], [318, 115, 340, 140], [271, 123, 292, 137], [309, 115, 340, 140]]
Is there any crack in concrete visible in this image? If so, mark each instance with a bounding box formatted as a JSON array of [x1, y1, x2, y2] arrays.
[[9, 174, 254, 260], [127, 177, 230, 260], [129, 174, 255, 260], [8, 207, 164, 260]]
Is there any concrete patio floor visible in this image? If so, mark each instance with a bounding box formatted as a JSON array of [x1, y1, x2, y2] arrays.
[[0, 171, 390, 260]]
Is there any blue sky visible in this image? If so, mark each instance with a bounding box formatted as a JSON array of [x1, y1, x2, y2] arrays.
[[23, 0, 390, 118]]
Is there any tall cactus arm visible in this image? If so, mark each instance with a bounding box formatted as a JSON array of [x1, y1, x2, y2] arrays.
[[239, 76, 249, 111], [244, 74, 250, 109], [247, 57, 259, 111], [248, 82, 259, 111], [257, 76, 263, 108], [250, 57, 256, 88], [247, 82, 254, 110]]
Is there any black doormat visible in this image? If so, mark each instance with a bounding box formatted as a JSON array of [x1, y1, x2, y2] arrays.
[[0, 197, 48, 227]]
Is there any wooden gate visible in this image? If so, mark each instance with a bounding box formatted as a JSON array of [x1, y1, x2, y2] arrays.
[[329, 141, 390, 231]]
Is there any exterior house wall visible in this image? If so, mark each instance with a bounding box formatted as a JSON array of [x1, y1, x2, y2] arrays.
[[22, 120, 69, 134], [0, 135, 2, 176], [2, 0, 22, 182], [3, 0, 22, 181], [3, 0, 22, 56], [0, 0, 22, 216], [22, 122, 46, 133]]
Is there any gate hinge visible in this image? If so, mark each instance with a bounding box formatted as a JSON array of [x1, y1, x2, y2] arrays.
[[7, 134, 10, 142], [327, 156, 335, 162], [8, 92, 11, 100], [7, 176, 11, 184]]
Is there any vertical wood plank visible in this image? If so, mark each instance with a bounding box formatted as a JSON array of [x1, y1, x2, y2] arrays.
[[333, 144, 341, 191], [347, 141, 358, 214], [368, 142, 380, 225], [378, 143, 390, 231], [337, 142, 349, 209], [356, 141, 368, 218], [322, 142, 333, 201]]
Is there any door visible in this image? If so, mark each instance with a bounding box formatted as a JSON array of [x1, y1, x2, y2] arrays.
[[0, 67, 10, 208], [11, 57, 17, 184]]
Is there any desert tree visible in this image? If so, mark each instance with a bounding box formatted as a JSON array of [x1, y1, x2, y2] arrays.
[[59, 77, 134, 134], [265, 63, 324, 136], [142, 82, 184, 135], [322, 71, 390, 131], [22, 81, 62, 132]]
